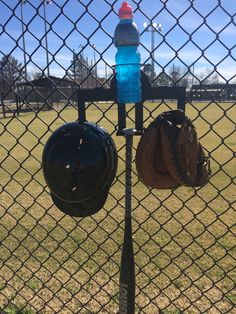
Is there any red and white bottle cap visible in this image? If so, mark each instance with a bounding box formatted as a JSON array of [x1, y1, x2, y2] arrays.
[[118, 2, 133, 19]]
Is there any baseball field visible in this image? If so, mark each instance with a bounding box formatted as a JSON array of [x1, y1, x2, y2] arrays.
[[0, 101, 235, 313]]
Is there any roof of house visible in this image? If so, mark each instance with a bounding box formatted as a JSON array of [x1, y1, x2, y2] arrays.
[[191, 83, 236, 91], [18, 75, 108, 88]]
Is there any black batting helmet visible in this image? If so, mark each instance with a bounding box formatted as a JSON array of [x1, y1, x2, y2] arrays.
[[42, 121, 117, 217]]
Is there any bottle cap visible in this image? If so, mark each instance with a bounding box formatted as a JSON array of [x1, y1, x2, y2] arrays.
[[118, 2, 133, 19]]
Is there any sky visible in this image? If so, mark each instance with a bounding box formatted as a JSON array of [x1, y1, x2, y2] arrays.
[[0, 0, 236, 82]]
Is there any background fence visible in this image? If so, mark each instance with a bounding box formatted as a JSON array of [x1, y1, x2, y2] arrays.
[[0, 0, 235, 313]]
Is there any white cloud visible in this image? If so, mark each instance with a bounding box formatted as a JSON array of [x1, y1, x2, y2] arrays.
[[54, 54, 72, 62]]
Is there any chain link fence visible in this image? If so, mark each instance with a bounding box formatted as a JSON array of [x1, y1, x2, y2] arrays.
[[0, 0, 235, 313]]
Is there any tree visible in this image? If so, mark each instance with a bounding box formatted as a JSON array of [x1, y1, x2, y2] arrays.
[[30, 69, 44, 80], [155, 71, 171, 87], [142, 63, 153, 78], [199, 69, 220, 84], [0, 54, 24, 83], [168, 64, 182, 87], [168, 64, 190, 88], [0, 54, 25, 97], [69, 52, 94, 80]]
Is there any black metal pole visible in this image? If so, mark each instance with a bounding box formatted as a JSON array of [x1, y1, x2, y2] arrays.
[[43, 0, 50, 77], [20, 1, 27, 80], [1, 92, 6, 118], [20, 1, 28, 105]]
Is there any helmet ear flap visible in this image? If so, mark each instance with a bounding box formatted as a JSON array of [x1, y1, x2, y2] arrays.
[[42, 121, 117, 217]]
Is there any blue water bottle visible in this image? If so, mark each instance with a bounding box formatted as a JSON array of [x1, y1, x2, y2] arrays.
[[114, 2, 141, 103]]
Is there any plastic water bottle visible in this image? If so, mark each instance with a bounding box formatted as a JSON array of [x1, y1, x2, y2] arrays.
[[114, 2, 141, 103]]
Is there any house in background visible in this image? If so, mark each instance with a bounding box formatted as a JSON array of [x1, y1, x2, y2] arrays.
[[16, 75, 109, 105], [188, 84, 236, 101]]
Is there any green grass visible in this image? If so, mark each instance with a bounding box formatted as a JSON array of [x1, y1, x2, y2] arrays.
[[0, 101, 235, 313], [1, 304, 34, 314]]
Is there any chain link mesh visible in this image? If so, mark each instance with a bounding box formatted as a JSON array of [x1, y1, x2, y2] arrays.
[[0, 0, 235, 313]]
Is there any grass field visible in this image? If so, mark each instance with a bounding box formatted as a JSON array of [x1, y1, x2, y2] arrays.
[[0, 101, 235, 313]]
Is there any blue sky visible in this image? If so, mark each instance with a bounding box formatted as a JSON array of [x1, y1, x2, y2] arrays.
[[0, 0, 236, 82]]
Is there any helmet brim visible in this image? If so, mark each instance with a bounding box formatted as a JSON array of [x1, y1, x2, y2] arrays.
[[50, 184, 110, 217]]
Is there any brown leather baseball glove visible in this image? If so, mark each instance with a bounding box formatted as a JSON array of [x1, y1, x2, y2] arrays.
[[135, 110, 211, 189]]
